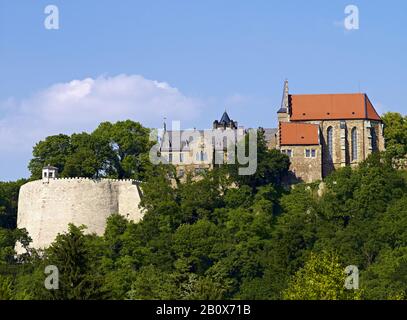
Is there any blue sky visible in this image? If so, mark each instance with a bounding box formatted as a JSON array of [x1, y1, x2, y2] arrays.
[[0, 0, 406, 180]]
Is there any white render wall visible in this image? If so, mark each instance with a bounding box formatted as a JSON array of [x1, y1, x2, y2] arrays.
[[16, 178, 143, 253]]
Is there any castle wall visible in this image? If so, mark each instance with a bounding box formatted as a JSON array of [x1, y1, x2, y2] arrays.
[[16, 178, 143, 253], [281, 145, 322, 183]]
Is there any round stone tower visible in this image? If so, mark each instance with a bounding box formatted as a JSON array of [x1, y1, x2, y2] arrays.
[[16, 176, 143, 253]]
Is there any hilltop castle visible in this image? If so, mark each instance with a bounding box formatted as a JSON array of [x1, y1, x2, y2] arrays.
[[16, 81, 385, 251], [159, 81, 385, 183]]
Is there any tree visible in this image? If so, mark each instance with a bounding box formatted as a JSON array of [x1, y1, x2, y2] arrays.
[[62, 133, 114, 178], [172, 220, 227, 275], [28, 120, 152, 180], [382, 112, 407, 158], [43, 224, 106, 300], [92, 120, 152, 179], [28, 134, 71, 179], [0, 179, 26, 229], [228, 129, 289, 189], [283, 251, 361, 300], [0, 275, 13, 300], [127, 265, 177, 300], [362, 247, 407, 300]]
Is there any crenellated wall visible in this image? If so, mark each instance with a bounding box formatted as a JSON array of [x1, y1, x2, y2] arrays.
[[16, 178, 143, 253]]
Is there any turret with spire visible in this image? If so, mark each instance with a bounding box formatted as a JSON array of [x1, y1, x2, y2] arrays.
[[213, 109, 238, 129], [277, 80, 290, 123]]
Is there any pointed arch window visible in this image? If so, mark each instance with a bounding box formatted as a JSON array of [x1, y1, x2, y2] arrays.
[[327, 127, 333, 159], [371, 127, 377, 152], [351, 127, 358, 161]]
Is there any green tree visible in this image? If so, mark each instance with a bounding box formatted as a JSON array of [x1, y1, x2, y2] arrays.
[[0, 179, 26, 228], [382, 112, 407, 158], [28, 134, 71, 179], [127, 265, 177, 300], [43, 224, 105, 300], [92, 120, 152, 179], [28, 120, 152, 180], [62, 133, 114, 178], [228, 129, 289, 189], [283, 251, 361, 300], [0, 275, 13, 300]]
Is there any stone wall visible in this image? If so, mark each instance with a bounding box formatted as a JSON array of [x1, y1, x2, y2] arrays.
[[16, 178, 143, 253], [309, 119, 384, 177], [281, 145, 322, 183]]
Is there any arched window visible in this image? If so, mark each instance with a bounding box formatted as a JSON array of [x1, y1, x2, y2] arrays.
[[351, 127, 358, 161], [327, 127, 333, 159], [371, 127, 377, 152]]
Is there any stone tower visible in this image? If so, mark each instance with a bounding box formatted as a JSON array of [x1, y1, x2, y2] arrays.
[[277, 80, 290, 124]]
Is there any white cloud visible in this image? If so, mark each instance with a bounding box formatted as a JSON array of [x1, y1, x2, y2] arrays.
[[0, 74, 203, 152], [0, 74, 203, 179]]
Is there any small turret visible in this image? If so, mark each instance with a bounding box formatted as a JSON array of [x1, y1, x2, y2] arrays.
[[277, 80, 290, 123], [213, 110, 237, 129], [42, 165, 58, 183]]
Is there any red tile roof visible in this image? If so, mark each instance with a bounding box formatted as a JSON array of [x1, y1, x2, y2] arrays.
[[290, 93, 381, 121], [280, 122, 320, 145]]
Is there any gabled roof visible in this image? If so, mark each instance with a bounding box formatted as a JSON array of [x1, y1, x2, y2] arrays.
[[290, 93, 381, 121], [280, 122, 320, 146]]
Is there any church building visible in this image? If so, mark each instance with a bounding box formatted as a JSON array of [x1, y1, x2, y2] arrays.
[[158, 81, 385, 183], [274, 81, 385, 183]]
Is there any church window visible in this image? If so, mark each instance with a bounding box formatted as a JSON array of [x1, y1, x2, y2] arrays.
[[371, 127, 377, 152], [351, 127, 358, 161], [327, 127, 333, 159]]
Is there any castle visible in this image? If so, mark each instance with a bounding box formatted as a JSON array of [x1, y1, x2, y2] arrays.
[[16, 81, 384, 252], [16, 166, 143, 253], [159, 81, 385, 183]]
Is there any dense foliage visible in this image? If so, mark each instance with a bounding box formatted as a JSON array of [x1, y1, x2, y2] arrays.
[[28, 120, 152, 180], [1, 116, 407, 300]]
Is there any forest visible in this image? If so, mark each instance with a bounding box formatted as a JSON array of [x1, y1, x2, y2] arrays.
[[1, 113, 407, 300]]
